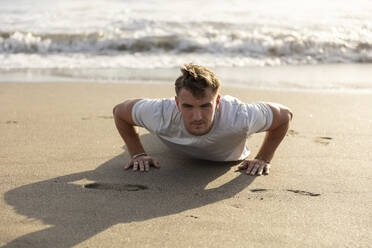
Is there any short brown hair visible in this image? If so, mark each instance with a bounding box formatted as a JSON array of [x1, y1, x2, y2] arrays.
[[175, 64, 220, 98]]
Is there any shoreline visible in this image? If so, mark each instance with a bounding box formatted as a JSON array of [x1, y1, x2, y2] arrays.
[[1, 63, 372, 94]]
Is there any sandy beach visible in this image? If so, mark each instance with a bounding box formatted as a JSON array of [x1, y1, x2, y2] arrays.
[[0, 82, 371, 247]]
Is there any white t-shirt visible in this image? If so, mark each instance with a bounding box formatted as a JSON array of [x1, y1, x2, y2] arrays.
[[132, 95, 273, 161]]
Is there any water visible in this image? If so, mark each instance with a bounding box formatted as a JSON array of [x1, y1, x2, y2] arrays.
[[1, 0, 372, 91]]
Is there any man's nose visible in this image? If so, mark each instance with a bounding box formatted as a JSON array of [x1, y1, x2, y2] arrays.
[[192, 109, 202, 120]]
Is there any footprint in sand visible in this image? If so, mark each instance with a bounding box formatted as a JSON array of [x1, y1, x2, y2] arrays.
[[97, 115, 113, 119], [287, 189, 321, 197], [84, 183, 148, 192], [314, 136, 333, 145], [5, 120, 18, 124], [287, 129, 299, 136], [185, 215, 199, 219]]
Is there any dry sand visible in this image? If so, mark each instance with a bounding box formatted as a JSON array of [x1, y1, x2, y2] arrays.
[[0, 82, 371, 248]]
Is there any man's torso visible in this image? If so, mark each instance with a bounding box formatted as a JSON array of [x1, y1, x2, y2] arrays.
[[132, 95, 272, 161]]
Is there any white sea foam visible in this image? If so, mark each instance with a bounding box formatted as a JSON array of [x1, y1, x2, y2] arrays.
[[1, 0, 372, 69]]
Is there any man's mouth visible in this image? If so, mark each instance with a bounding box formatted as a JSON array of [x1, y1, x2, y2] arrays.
[[191, 121, 204, 126]]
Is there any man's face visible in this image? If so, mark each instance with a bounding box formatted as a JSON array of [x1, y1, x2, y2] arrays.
[[175, 88, 220, 136]]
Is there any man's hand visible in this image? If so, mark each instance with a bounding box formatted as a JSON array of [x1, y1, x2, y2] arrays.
[[237, 159, 271, 176], [237, 103, 292, 176], [124, 155, 161, 172]]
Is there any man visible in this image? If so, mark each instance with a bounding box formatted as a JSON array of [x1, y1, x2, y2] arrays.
[[113, 64, 292, 176]]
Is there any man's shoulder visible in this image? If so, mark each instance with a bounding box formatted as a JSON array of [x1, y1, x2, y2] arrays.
[[134, 98, 176, 110], [220, 95, 245, 103], [132, 98, 179, 132], [218, 95, 245, 121], [134, 98, 178, 121], [219, 95, 246, 111]]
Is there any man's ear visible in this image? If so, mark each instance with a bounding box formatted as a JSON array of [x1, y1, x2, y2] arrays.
[[175, 96, 180, 111], [215, 94, 221, 109]]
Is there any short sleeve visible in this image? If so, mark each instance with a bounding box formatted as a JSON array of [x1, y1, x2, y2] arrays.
[[131, 99, 164, 133], [243, 102, 273, 135]]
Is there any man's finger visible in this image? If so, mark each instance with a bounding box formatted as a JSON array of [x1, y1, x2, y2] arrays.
[[245, 161, 255, 175], [264, 164, 271, 175], [133, 161, 139, 171], [249, 163, 260, 176], [151, 159, 161, 168], [145, 161, 150, 172], [238, 161, 249, 170], [124, 161, 132, 170], [256, 164, 265, 176], [139, 160, 145, 172]]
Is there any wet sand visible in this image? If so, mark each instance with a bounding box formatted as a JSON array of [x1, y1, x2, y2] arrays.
[[0, 82, 371, 247]]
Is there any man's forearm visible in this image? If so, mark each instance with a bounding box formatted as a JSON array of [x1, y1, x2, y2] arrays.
[[255, 120, 290, 163], [113, 112, 145, 157]]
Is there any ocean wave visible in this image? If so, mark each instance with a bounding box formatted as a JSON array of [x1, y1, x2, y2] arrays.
[[1, 27, 372, 66]]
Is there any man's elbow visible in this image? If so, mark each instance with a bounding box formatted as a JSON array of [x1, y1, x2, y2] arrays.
[[267, 103, 293, 129], [113, 99, 140, 125], [113, 104, 121, 118], [285, 107, 293, 122], [273, 106, 292, 132], [113, 102, 127, 120]]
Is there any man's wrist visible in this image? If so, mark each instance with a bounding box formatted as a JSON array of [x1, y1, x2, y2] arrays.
[[254, 156, 271, 164], [132, 152, 147, 159]]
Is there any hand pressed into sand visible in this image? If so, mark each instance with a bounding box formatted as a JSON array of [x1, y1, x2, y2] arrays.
[[237, 159, 270, 176], [236, 103, 292, 176], [124, 155, 161, 172]]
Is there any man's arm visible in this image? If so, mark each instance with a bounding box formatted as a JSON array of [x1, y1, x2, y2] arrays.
[[113, 99, 160, 172], [238, 103, 293, 176]]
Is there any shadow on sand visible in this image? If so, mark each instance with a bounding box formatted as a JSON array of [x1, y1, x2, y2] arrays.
[[3, 134, 255, 248]]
